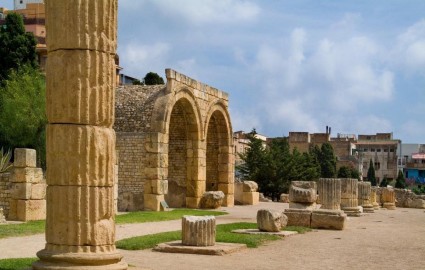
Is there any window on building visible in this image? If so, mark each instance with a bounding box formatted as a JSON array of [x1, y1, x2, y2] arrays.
[[384, 148, 388, 152], [374, 162, 381, 170], [363, 148, 368, 152], [377, 148, 381, 152], [371, 148, 375, 152], [390, 148, 394, 152]]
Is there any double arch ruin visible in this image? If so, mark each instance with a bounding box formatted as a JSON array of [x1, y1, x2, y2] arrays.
[[115, 69, 234, 211]]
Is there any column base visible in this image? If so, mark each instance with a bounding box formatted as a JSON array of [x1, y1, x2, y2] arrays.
[[362, 204, 375, 213], [33, 248, 127, 270], [383, 202, 396, 210], [341, 206, 363, 217]]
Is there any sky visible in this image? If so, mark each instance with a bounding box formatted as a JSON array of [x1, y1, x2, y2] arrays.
[[2, 1, 425, 143]]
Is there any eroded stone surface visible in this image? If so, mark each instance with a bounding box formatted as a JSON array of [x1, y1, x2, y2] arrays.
[[257, 209, 288, 232], [284, 208, 312, 227], [311, 209, 347, 230], [318, 178, 341, 210], [243, 181, 258, 192], [200, 191, 224, 209], [289, 181, 317, 203], [182, 215, 216, 246], [358, 182, 374, 213]]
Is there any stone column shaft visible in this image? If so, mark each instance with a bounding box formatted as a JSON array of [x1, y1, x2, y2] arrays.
[[318, 178, 341, 210], [340, 178, 362, 217], [34, 0, 127, 269], [358, 182, 374, 213]]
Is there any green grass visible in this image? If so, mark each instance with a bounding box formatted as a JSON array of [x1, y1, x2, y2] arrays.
[[117, 222, 300, 250], [0, 221, 45, 239], [0, 257, 38, 270], [0, 209, 226, 239], [115, 209, 227, 224]]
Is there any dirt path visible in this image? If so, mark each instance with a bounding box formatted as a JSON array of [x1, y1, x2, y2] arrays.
[[1, 203, 424, 270]]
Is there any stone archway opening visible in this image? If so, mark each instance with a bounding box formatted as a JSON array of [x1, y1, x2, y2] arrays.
[[206, 110, 231, 195], [166, 98, 199, 208]]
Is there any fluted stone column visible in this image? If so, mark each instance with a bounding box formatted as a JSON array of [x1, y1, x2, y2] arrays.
[[358, 182, 374, 213], [317, 178, 341, 210], [340, 178, 362, 216], [33, 1, 127, 269], [182, 216, 216, 246], [382, 188, 396, 210], [371, 187, 380, 210]]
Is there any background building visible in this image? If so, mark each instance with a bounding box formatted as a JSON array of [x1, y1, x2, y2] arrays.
[[398, 144, 425, 184]]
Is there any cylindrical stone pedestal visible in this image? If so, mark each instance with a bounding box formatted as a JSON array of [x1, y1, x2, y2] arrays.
[[371, 187, 380, 210], [182, 216, 216, 246], [318, 178, 341, 210], [340, 178, 362, 217], [33, 0, 126, 269], [358, 182, 374, 213], [382, 188, 396, 210]]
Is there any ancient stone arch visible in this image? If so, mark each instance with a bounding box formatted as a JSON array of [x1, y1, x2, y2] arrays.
[[115, 69, 234, 211]]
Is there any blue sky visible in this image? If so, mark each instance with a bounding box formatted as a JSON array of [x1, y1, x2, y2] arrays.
[[2, 1, 425, 143]]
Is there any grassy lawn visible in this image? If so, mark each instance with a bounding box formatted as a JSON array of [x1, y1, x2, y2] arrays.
[[116, 222, 311, 250], [0, 257, 37, 270], [0, 209, 226, 239], [0, 221, 45, 239], [115, 209, 227, 224]]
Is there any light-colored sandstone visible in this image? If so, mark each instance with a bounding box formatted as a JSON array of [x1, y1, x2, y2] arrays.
[[34, 0, 126, 268], [284, 208, 312, 227], [371, 187, 380, 210], [318, 178, 341, 210], [11, 167, 43, 183], [280, 193, 289, 203], [289, 181, 317, 203], [182, 215, 216, 246], [311, 209, 347, 230], [200, 191, 224, 209], [358, 182, 374, 213], [382, 188, 396, 210], [242, 181, 258, 192], [10, 182, 32, 200], [13, 148, 36, 168], [0, 208, 6, 223], [242, 191, 259, 205], [17, 199, 46, 221], [340, 178, 362, 216], [257, 209, 287, 232]]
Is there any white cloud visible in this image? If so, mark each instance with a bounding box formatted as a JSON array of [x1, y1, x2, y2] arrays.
[[400, 120, 425, 143], [394, 19, 425, 74], [118, 42, 170, 78], [230, 109, 261, 132], [152, 0, 260, 24]]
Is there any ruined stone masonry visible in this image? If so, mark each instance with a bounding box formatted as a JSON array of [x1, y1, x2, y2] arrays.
[[33, 0, 127, 269], [381, 187, 396, 210], [358, 181, 374, 213], [340, 178, 363, 217], [9, 148, 46, 221], [182, 215, 216, 246], [115, 69, 234, 211]]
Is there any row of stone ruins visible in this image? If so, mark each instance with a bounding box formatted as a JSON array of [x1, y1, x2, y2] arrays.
[[283, 179, 398, 230]]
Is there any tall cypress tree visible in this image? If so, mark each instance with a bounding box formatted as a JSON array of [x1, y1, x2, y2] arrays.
[[319, 143, 337, 178], [395, 170, 407, 189], [367, 159, 377, 186]]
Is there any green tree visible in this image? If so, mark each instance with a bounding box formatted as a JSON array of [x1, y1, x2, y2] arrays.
[[366, 159, 377, 186], [337, 166, 351, 178], [379, 176, 389, 187], [143, 72, 165, 85], [0, 12, 37, 83], [395, 170, 406, 189], [132, 79, 142, 85], [319, 143, 336, 178], [0, 66, 46, 167], [237, 129, 267, 181]]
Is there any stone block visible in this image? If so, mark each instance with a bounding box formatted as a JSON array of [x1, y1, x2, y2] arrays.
[[31, 183, 47, 200], [10, 182, 32, 200], [46, 124, 115, 186], [341, 206, 363, 217], [187, 180, 206, 198], [218, 183, 234, 194], [289, 181, 317, 203], [222, 194, 234, 207], [17, 199, 46, 221], [311, 209, 347, 230], [46, 50, 116, 126], [242, 192, 259, 205], [186, 197, 201, 209], [46, 186, 114, 245], [289, 202, 317, 210], [200, 191, 224, 209], [234, 182, 243, 205], [118, 192, 144, 212], [13, 148, 36, 168], [411, 199, 425, 209], [284, 209, 312, 227], [145, 180, 168, 195], [242, 181, 258, 192], [144, 194, 164, 211], [8, 199, 17, 220], [280, 193, 289, 203], [45, 0, 117, 53], [182, 216, 216, 246], [11, 167, 43, 183], [257, 209, 288, 232]]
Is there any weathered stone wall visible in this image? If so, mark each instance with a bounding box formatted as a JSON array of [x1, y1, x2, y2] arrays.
[[394, 188, 425, 209], [0, 173, 11, 217], [115, 69, 233, 211]]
